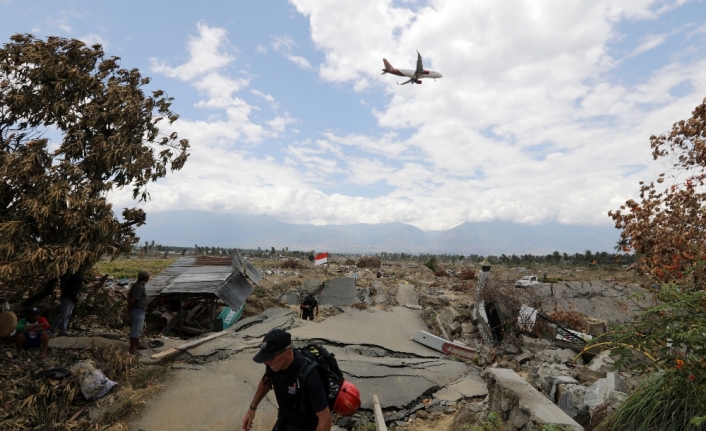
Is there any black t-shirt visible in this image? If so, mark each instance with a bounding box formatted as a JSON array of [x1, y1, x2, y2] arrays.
[[301, 296, 317, 310], [128, 281, 148, 310], [265, 350, 328, 428]]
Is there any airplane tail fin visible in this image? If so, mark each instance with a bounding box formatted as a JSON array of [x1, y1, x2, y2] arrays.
[[382, 58, 394, 73]]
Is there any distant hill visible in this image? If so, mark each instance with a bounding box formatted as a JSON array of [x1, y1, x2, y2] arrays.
[[135, 210, 619, 255]]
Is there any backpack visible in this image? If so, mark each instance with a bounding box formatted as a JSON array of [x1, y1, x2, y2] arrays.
[[297, 344, 358, 415]]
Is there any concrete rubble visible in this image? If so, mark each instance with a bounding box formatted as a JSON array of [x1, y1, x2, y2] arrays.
[[116, 268, 652, 431]]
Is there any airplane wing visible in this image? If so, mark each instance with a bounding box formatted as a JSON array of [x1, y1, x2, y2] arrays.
[[397, 78, 415, 85], [415, 51, 424, 76]]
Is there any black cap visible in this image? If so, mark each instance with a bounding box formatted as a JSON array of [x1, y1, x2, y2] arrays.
[[253, 329, 291, 363], [26, 306, 40, 314]]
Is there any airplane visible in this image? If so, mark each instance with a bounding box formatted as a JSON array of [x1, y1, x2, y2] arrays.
[[381, 51, 443, 85]]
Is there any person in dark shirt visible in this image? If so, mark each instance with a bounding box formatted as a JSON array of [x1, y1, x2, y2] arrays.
[[299, 295, 318, 321], [126, 270, 150, 354], [242, 329, 331, 431], [52, 272, 85, 336], [15, 307, 50, 359]]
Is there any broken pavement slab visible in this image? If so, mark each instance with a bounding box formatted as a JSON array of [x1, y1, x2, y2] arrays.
[[288, 306, 439, 358], [318, 277, 360, 306], [433, 373, 488, 402], [396, 283, 419, 308], [482, 368, 583, 431], [131, 306, 472, 430]]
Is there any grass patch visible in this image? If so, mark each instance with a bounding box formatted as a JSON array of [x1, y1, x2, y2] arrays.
[[100, 384, 163, 425], [128, 364, 172, 389], [92, 257, 178, 279]]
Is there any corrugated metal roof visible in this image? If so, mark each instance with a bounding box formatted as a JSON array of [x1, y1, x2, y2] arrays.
[[232, 253, 263, 285], [216, 271, 254, 310], [146, 252, 257, 310], [146, 256, 199, 295]]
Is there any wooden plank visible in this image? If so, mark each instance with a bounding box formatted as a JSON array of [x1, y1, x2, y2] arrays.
[[373, 394, 387, 431], [150, 331, 228, 360]]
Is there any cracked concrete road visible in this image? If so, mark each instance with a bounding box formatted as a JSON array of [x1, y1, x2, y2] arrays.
[[130, 307, 475, 431]]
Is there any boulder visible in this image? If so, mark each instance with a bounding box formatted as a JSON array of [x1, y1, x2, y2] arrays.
[[537, 347, 582, 365], [300, 278, 323, 295], [557, 385, 590, 425]]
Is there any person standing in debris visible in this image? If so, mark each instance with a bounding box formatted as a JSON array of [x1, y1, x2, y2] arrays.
[[242, 329, 332, 431], [15, 307, 50, 359], [299, 294, 318, 321], [51, 272, 85, 336], [126, 271, 149, 354]]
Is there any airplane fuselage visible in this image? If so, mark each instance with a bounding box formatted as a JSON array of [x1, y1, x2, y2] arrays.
[[394, 68, 443, 80]]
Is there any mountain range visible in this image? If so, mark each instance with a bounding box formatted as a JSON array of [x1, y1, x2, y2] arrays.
[[134, 210, 620, 255]]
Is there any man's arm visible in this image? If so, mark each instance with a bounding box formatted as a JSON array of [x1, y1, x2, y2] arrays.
[[241, 376, 272, 431], [314, 303, 319, 315], [314, 407, 332, 431]]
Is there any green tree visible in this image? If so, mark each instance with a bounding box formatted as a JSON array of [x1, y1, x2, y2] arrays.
[[0, 34, 189, 304]]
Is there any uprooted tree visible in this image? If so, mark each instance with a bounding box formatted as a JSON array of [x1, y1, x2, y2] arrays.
[[0, 34, 189, 307]]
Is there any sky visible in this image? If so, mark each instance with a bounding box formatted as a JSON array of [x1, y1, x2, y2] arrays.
[[2, 0, 706, 232]]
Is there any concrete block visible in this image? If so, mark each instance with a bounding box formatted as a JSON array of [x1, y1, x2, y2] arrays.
[[557, 384, 589, 424], [481, 368, 583, 431], [281, 290, 300, 305], [318, 278, 360, 306]]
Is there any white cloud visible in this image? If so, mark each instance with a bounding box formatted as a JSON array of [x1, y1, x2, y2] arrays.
[[151, 23, 234, 81], [269, 34, 313, 69], [118, 2, 706, 232], [632, 33, 668, 56], [77, 33, 109, 49]]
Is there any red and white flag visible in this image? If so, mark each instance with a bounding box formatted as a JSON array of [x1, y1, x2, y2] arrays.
[[314, 252, 328, 266]]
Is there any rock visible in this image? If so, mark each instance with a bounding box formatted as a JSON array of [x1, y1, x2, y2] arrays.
[[572, 365, 606, 383], [461, 322, 476, 334], [557, 384, 590, 425], [448, 321, 461, 334], [482, 368, 583, 431], [280, 290, 300, 305], [300, 278, 323, 294], [433, 373, 488, 402], [515, 352, 534, 364], [544, 375, 578, 402], [587, 350, 617, 374], [415, 410, 429, 420], [519, 335, 552, 354], [420, 294, 450, 307], [584, 372, 629, 412], [529, 362, 573, 394], [538, 347, 581, 365]]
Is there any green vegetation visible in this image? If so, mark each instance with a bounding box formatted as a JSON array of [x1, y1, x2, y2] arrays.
[[92, 258, 177, 280], [595, 98, 706, 429], [425, 256, 439, 272], [468, 412, 503, 431]]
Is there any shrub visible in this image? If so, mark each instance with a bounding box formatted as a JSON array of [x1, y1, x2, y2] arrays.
[[460, 269, 477, 280], [434, 267, 449, 277], [425, 256, 439, 272], [281, 258, 306, 269], [357, 257, 381, 268], [344, 258, 356, 265]]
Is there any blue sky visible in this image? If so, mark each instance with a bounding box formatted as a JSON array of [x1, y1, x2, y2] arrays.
[[2, 0, 705, 231]]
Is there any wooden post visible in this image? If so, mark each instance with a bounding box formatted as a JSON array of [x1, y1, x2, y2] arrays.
[[179, 299, 183, 337], [373, 394, 387, 431]]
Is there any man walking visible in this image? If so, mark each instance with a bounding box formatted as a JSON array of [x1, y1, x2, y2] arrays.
[[126, 270, 149, 355], [52, 272, 85, 336], [242, 329, 332, 431]]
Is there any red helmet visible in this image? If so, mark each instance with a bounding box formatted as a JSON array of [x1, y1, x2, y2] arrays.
[[333, 381, 361, 416]]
